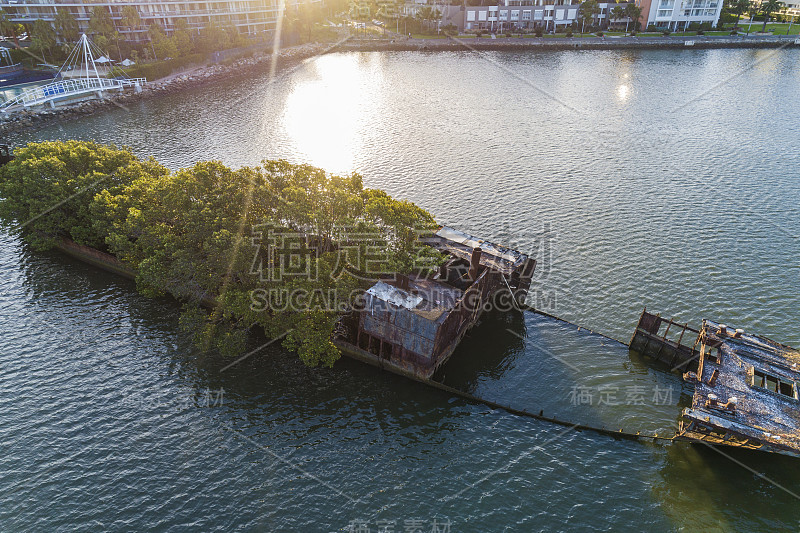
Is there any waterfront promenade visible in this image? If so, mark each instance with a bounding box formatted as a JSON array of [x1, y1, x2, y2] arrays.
[[339, 33, 800, 52]]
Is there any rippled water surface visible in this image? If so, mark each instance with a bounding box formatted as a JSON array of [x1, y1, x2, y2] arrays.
[[3, 49, 800, 531]]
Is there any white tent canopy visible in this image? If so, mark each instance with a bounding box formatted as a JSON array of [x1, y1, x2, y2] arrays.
[[120, 58, 135, 66], [94, 55, 114, 64]]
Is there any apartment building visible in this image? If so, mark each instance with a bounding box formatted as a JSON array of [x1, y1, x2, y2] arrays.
[[463, 2, 630, 31], [0, 0, 319, 41], [638, 0, 723, 30], [457, 0, 722, 32]]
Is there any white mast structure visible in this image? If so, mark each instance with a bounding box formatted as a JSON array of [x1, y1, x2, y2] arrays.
[[58, 33, 108, 82], [1, 34, 145, 112]]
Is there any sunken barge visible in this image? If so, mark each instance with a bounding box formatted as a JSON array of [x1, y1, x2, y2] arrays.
[[334, 226, 536, 380], [631, 310, 800, 458], [37, 214, 800, 460]]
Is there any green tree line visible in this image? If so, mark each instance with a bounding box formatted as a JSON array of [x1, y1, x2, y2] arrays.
[[0, 141, 444, 366]]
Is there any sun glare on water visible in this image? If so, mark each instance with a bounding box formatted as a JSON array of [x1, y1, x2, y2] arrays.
[[280, 53, 382, 174]]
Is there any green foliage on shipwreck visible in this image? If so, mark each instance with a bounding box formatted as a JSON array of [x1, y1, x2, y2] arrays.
[[0, 141, 446, 366]]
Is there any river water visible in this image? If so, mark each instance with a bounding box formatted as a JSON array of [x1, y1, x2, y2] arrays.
[[2, 49, 800, 531]]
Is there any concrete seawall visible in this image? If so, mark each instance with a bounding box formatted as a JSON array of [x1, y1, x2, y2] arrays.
[[334, 34, 800, 52]]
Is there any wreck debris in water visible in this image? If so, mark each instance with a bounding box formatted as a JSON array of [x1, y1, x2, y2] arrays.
[[677, 320, 800, 458], [629, 309, 699, 371], [632, 310, 800, 458], [334, 226, 536, 379]]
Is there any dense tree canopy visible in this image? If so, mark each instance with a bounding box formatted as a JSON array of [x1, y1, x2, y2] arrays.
[[0, 141, 142, 249], [30, 19, 57, 60], [0, 141, 444, 366], [54, 8, 80, 44], [120, 5, 142, 31]]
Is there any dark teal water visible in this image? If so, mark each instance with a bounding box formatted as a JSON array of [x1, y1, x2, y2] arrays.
[[3, 49, 800, 531]]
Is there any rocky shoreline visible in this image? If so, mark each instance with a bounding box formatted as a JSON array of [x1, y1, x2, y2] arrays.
[[1, 34, 797, 136], [0, 41, 333, 136]]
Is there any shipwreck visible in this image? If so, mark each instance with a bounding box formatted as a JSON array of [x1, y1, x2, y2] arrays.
[[632, 310, 800, 458], [334, 226, 536, 379]]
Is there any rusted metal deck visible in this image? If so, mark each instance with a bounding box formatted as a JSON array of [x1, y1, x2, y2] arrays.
[[629, 309, 700, 371], [340, 226, 536, 379], [676, 320, 800, 458]]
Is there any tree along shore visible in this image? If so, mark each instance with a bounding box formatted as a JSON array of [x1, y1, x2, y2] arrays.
[[0, 141, 445, 366]]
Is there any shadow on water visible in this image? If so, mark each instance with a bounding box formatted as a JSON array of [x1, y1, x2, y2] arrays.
[[11, 236, 800, 531], [437, 305, 800, 530], [657, 439, 800, 531], [434, 308, 527, 390], [438, 308, 693, 435], [13, 235, 485, 431]]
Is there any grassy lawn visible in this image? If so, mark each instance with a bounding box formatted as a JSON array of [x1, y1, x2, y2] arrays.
[[736, 22, 800, 35]]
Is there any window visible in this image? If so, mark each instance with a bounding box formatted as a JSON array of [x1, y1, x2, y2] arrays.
[[511, 9, 520, 19], [522, 9, 531, 19], [500, 10, 509, 19], [752, 369, 798, 399]]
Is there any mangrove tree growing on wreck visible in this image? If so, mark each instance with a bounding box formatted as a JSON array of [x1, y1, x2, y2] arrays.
[[0, 141, 445, 366]]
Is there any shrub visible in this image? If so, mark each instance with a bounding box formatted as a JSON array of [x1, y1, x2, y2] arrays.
[[630, 30, 637, 36], [696, 29, 705, 35], [662, 29, 671, 36], [646, 25, 659, 32], [596, 31, 604, 37], [565, 28, 573, 37], [534, 27, 544, 37]]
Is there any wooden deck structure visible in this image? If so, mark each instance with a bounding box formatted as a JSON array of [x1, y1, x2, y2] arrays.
[[676, 320, 800, 458]]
